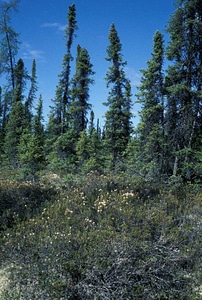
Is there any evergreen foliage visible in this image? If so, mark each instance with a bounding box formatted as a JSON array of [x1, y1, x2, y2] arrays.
[[104, 23, 133, 166], [0, 0, 201, 181], [1, 2, 202, 298], [3, 58, 27, 166], [18, 95, 45, 180], [49, 3, 77, 135], [70, 45, 94, 136], [25, 59, 37, 129], [165, 0, 202, 180], [136, 31, 165, 178], [0, 0, 20, 90]]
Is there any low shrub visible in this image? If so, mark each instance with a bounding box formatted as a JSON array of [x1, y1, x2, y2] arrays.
[[0, 174, 201, 299], [0, 180, 57, 231]]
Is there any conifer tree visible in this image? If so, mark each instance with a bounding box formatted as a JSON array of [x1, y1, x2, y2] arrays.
[[136, 30, 165, 177], [76, 130, 90, 170], [76, 126, 103, 173], [50, 3, 77, 135], [46, 4, 77, 170], [89, 110, 95, 136], [123, 80, 133, 140], [18, 95, 45, 180], [33, 95, 44, 144], [47, 44, 94, 172], [104, 23, 133, 165], [62, 3, 77, 117], [0, 87, 2, 122], [165, 0, 202, 179], [0, 0, 20, 91], [4, 58, 27, 166], [70, 45, 94, 136], [85, 110, 103, 172], [47, 86, 63, 139], [0, 87, 3, 156], [0, 91, 11, 158], [25, 59, 37, 128]]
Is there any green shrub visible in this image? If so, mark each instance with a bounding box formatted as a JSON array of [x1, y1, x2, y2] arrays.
[[0, 180, 57, 230], [0, 174, 201, 299]]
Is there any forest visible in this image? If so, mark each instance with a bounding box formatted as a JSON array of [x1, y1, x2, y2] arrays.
[[0, 0, 202, 299], [0, 0, 202, 181]]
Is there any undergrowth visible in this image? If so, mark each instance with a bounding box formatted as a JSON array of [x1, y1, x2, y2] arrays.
[[0, 172, 201, 299]]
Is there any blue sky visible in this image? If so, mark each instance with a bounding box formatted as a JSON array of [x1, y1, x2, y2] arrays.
[[9, 0, 175, 126]]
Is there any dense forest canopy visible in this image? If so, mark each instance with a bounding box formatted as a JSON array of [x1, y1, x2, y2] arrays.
[[0, 0, 202, 182]]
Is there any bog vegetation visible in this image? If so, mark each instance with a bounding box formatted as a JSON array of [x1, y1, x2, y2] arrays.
[[0, 172, 202, 299], [0, 0, 202, 299]]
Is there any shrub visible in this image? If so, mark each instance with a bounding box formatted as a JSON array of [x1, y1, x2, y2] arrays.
[[0, 174, 201, 299], [0, 180, 57, 230]]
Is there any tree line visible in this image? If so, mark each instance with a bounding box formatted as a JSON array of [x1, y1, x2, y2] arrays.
[[0, 0, 202, 182]]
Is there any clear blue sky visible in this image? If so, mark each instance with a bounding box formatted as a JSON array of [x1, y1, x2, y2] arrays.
[[10, 0, 176, 126]]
